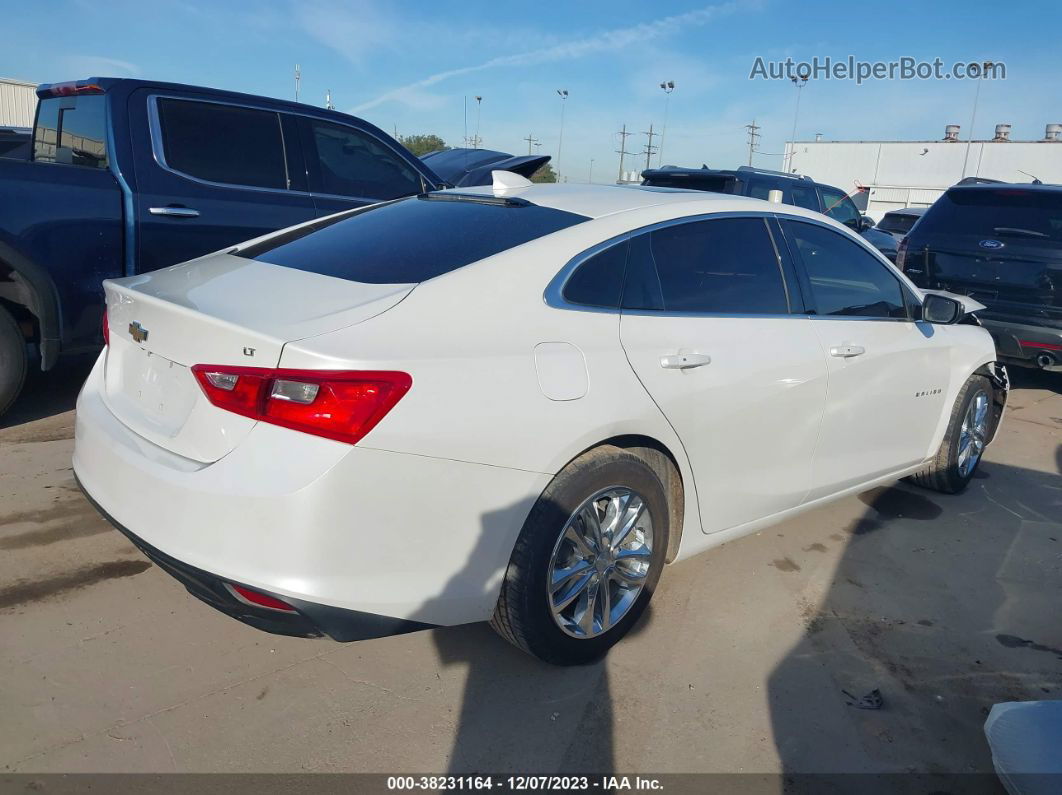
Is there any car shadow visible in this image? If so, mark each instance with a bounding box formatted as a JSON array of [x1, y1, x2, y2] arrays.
[[0, 353, 96, 431], [408, 497, 658, 775], [766, 454, 1062, 792], [1006, 366, 1060, 395]]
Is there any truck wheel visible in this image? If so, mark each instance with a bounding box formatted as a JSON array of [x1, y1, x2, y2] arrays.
[[0, 304, 28, 418], [490, 446, 668, 665], [908, 374, 993, 494]]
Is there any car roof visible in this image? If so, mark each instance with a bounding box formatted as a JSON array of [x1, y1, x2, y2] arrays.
[[443, 182, 829, 222], [947, 182, 1062, 194]]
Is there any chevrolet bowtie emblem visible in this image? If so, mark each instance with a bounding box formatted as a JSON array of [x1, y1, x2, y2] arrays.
[[128, 321, 149, 344]]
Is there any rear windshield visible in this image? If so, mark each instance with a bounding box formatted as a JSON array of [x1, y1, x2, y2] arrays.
[[877, 213, 920, 235], [239, 195, 588, 283], [917, 189, 1062, 242], [642, 174, 737, 194]]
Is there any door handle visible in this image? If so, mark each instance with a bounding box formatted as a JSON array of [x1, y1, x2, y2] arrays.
[[660, 353, 712, 370], [830, 344, 866, 358], [149, 206, 200, 218]]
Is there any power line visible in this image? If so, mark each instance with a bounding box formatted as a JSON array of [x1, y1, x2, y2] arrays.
[[615, 124, 635, 183], [523, 133, 540, 155], [744, 120, 761, 166]]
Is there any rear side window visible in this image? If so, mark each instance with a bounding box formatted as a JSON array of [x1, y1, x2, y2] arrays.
[[627, 217, 789, 314], [308, 119, 422, 200], [157, 98, 287, 189], [916, 189, 1062, 242], [562, 240, 629, 308], [240, 195, 588, 284], [781, 220, 907, 318], [877, 213, 919, 235], [790, 184, 820, 211], [33, 95, 108, 168]]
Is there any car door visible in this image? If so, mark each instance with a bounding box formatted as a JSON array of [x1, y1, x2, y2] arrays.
[[618, 215, 828, 534], [777, 218, 951, 499], [129, 91, 317, 272], [297, 116, 428, 217]]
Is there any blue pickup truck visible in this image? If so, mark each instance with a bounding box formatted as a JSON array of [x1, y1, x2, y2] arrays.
[[0, 77, 461, 416]]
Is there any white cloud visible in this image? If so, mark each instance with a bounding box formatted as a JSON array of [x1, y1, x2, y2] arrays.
[[351, 2, 746, 113], [61, 55, 141, 78]]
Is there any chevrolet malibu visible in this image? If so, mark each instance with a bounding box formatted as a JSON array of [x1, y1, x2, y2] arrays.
[[74, 180, 1007, 665]]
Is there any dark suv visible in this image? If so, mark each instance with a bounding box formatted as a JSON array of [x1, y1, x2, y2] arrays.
[[898, 183, 1062, 371], [641, 165, 897, 259]]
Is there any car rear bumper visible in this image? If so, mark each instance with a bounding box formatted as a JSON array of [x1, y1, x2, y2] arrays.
[[979, 318, 1062, 368], [75, 475, 435, 641], [73, 352, 550, 633]]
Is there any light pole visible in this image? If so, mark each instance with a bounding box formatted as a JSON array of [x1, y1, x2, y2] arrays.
[[657, 80, 674, 167], [556, 89, 568, 181], [589, 158, 595, 184], [473, 95, 482, 149], [786, 74, 808, 172], [961, 61, 994, 179]]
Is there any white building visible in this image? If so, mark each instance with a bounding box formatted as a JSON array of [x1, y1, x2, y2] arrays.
[[0, 77, 37, 128], [785, 123, 1062, 220]]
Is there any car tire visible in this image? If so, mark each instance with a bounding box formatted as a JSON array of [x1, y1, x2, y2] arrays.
[[908, 374, 993, 495], [490, 445, 669, 666], [0, 304, 27, 419]]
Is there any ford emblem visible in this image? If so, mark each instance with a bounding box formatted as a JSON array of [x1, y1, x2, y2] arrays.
[[979, 239, 1004, 249]]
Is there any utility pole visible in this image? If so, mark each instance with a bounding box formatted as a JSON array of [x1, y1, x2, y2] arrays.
[[523, 133, 540, 155], [745, 120, 761, 166], [657, 80, 675, 167], [962, 61, 995, 179], [589, 158, 595, 184], [785, 74, 808, 172], [642, 123, 658, 172], [473, 96, 483, 149], [556, 89, 568, 181], [325, 89, 334, 110], [294, 64, 301, 103], [615, 124, 635, 183]]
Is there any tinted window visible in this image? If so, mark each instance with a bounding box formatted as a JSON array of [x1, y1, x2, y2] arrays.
[[562, 240, 628, 308], [790, 184, 820, 211], [876, 213, 919, 235], [642, 174, 737, 194], [157, 99, 287, 189], [746, 178, 774, 200], [916, 188, 1062, 242], [634, 217, 788, 314], [241, 195, 587, 284], [782, 220, 907, 318], [820, 185, 860, 228], [33, 95, 108, 168], [308, 119, 422, 199]]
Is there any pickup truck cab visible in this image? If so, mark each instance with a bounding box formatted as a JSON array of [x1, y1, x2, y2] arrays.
[[0, 77, 445, 415]]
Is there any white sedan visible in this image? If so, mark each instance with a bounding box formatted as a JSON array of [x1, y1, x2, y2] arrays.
[[73, 179, 1007, 665]]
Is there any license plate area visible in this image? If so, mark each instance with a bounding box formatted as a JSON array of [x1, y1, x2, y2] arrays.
[[105, 343, 198, 438]]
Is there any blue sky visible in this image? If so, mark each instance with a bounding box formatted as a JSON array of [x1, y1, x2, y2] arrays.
[[3, 0, 1059, 183]]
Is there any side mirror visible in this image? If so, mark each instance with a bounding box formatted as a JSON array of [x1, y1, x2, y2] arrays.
[[922, 293, 963, 324], [858, 215, 875, 231]]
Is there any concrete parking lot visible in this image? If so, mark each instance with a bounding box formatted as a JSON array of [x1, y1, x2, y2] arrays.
[[1, 357, 1059, 779]]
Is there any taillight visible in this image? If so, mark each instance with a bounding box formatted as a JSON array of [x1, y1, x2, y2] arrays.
[[895, 237, 909, 271], [102, 309, 110, 346], [190, 365, 411, 445]]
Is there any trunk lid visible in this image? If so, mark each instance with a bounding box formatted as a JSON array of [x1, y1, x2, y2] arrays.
[[102, 253, 414, 462]]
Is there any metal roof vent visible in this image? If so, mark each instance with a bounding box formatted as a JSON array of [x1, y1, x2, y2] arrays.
[[943, 124, 960, 142], [1045, 123, 1062, 142], [993, 124, 1012, 142]]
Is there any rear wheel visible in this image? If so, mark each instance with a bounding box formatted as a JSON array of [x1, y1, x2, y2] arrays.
[[909, 374, 992, 494], [491, 446, 668, 665], [0, 304, 27, 418]]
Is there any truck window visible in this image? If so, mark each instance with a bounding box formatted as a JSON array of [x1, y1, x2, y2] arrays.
[[156, 98, 288, 190], [307, 119, 422, 200], [33, 95, 108, 168], [820, 185, 860, 229]]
